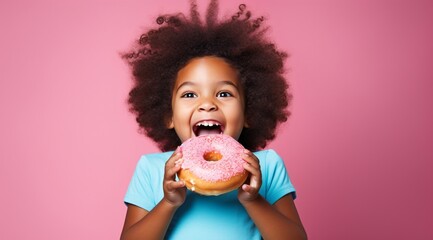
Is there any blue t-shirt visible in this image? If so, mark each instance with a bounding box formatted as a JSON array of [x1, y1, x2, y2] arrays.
[[124, 149, 296, 239]]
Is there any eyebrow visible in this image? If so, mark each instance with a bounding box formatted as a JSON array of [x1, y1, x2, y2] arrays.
[[175, 80, 240, 92]]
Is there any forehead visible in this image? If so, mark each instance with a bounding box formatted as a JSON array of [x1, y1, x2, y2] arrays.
[[175, 56, 240, 87]]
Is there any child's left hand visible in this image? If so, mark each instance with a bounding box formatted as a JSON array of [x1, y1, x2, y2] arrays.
[[238, 150, 262, 203]]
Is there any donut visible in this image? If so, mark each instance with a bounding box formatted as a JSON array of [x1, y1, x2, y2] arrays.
[[178, 134, 248, 196]]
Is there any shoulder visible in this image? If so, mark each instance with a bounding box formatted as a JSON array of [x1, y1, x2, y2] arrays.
[[253, 149, 284, 164], [134, 151, 173, 171], [137, 151, 173, 164], [254, 149, 297, 201], [253, 149, 288, 178]]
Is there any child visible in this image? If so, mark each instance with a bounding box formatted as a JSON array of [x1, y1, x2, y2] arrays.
[[121, 1, 307, 239]]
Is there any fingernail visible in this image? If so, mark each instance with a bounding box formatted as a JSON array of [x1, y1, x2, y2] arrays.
[[175, 158, 183, 165], [175, 146, 181, 154]]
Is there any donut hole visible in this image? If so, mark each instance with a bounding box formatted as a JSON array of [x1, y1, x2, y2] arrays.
[[203, 150, 222, 161]]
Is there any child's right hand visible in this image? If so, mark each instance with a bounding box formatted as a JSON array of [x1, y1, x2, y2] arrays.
[[163, 148, 186, 207]]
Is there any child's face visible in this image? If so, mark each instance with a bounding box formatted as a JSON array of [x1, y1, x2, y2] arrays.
[[168, 56, 246, 143]]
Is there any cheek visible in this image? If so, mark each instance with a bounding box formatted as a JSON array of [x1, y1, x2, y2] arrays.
[[172, 103, 194, 125], [228, 103, 245, 123]]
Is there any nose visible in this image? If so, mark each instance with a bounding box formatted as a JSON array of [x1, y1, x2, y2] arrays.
[[198, 98, 217, 112]]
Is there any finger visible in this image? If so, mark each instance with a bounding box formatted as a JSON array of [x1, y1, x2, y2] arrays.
[[243, 161, 261, 190], [166, 179, 185, 191], [242, 171, 260, 189], [242, 150, 260, 168], [243, 161, 261, 178], [241, 183, 250, 192], [165, 159, 183, 180], [165, 150, 183, 170], [242, 178, 260, 194], [241, 183, 255, 194], [248, 175, 260, 190]]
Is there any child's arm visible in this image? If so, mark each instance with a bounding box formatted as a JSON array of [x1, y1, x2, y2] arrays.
[[239, 151, 307, 240], [120, 150, 186, 240]]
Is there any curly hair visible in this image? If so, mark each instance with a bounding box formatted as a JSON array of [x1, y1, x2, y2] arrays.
[[123, 0, 292, 152]]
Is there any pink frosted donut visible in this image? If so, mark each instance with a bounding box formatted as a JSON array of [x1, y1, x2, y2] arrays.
[[178, 134, 248, 196]]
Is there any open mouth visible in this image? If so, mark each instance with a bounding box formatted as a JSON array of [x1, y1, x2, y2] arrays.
[[193, 120, 224, 136]]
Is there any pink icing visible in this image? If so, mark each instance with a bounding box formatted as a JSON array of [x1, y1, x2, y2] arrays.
[[180, 135, 245, 182]]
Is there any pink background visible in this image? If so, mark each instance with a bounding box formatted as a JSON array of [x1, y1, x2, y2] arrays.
[[1, 0, 432, 239]]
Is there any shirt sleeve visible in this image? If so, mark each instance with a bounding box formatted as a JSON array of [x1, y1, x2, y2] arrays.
[[124, 156, 156, 211], [262, 149, 297, 205]]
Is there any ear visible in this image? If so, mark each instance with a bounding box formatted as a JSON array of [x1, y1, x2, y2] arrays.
[[243, 120, 249, 128], [167, 118, 174, 129]]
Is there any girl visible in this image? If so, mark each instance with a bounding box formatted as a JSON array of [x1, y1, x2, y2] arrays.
[[121, 1, 307, 239]]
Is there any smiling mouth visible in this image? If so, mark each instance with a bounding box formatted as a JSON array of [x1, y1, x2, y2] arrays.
[[193, 121, 223, 136]]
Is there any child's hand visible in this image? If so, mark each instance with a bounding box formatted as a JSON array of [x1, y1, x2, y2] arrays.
[[238, 150, 262, 203], [163, 148, 186, 207]]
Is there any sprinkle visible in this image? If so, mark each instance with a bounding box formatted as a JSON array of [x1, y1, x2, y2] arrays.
[[180, 135, 245, 181]]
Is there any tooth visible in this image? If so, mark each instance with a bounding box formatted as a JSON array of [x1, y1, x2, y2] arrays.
[[196, 121, 221, 127]]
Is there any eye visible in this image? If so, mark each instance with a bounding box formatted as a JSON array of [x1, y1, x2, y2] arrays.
[[217, 91, 233, 97], [181, 92, 197, 98]]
